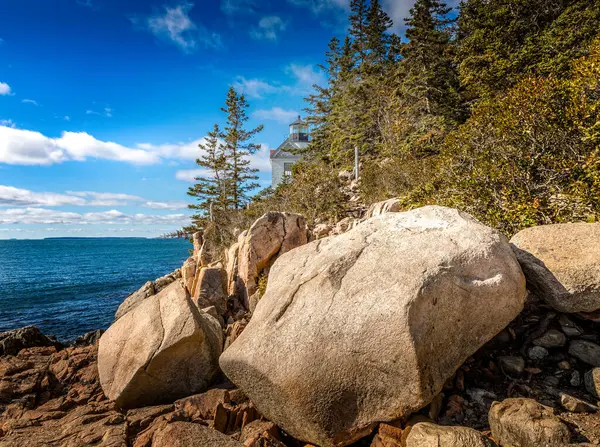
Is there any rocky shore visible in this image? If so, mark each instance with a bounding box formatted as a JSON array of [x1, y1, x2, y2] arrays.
[[2, 204, 600, 446]]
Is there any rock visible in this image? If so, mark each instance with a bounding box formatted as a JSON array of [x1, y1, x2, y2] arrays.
[[498, 356, 525, 375], [226, 241, 241, 297], [569, 340, 600, 366], [240, 420, 282, 445], [73, 329, 104, 346], [560, 393, 599, 413], [365, 198, 402, 219], [154, 270, 181, 292], [237, 212, 307, 307], [584, 368, 600, 398], [0, 326, 61, 356], [489, 398, 571, 447], [0, 401, 127, 447], [193, 231, 203, 257], [221, 206, 526, 447], [528, 346, 549, 361], [115, 280, 155, 320], [571, 371, 581, 387], [405, 422, 493, 447], [533, 329, 567, 349], [152, 421, 243, 447], [370, 422, 404, 447], [559, 315, 582, 337], [114, 270, 182, 321], [192, 267, 228, 316], [510, 223, 600, 313], [558, 361, 571, 370], [181, 257, 197, 294], [98, 281, 223, 408], [174, 388, 231, 421], [313, 223, 333, 239]]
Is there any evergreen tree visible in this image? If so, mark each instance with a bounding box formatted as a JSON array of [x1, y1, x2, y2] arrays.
[[402, 0, 463, 120], [220, 87, 263, 209], [365, 0, 394, 66], [348, 0, 369, 68], [187, 124, 228, 219]]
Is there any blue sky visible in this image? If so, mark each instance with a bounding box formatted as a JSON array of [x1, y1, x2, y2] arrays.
[[0, 0, 415, 239]]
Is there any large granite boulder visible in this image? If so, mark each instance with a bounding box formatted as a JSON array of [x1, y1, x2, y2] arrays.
[[99, 281, 222, 409], [510, 223, 600, 313], [237, 212, 307, 306], [220, 206, 526, 447]]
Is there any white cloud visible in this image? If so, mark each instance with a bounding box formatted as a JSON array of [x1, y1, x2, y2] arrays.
[[253, 107, 299, 124], [221, 0, 256, 15], [0, 208, 190, 225], [0, 186, 190, 210], [0, 186, 87, 207], [144, 201, 189, 210], [64, 116, 70, 121], [250, 16, 287, 41], [86, 107, 112, 118], [232, 77, 281, 99], [0, 119, 15, 128], [0, 82, 11, 96], [0, 126, 160, 166], [286, 0, 350, 14], [137, 2, 222, 53], [233, 63, 325, 99], [175, 168, 212, 183], [286, 63, 326, 89], [136, 137, 212, 160], [22, 99, 38, 106], [175, 143, 270, 182]]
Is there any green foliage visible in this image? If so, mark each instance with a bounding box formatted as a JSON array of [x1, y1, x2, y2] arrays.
[[457, 0, 600, 100], [430, 39, 600, 234]]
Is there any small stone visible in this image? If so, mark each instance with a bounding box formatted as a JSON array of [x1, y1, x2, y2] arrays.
[[405, 422, 492, 447], [571, 371, 582, 387], [558, 361, 571, 370], [559, 315, 583, 337], [533, 329, 567, 348], [584, 368, 600, 398], [498, 356, 525, 375], [489, 398, 571, 446], [569, 340, 600, 366], [529, 346, 549, 360], [545, 376, 560, 386], [525, 367, 542, 374], [560, 393, 599, 413]]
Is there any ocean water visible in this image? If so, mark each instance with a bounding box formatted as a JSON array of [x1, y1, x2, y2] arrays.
[[0, 238, 191, 341]]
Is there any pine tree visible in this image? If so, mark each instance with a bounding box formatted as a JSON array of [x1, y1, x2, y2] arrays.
[[348, 0, 369, 68], [365, 0, 394, 67], [220, 87, 263, 209], [187, 124, 228, 219], [402, 0, 463, 120]]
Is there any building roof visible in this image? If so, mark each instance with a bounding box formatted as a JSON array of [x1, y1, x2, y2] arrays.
[[289, 116, 306, 126], [270, 138, 309, 159]]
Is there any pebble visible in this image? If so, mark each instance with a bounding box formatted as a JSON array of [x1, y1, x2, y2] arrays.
[[559, 315, 582, 337], [529, 346, 549, 361], [584, 368, 600, 398], [545, 376, 560, 386], [533, 329, 567, 348], [569, 340, 600, 366], [498, 356, 525, 375], [571, 370, 581, 387], [558, 361, 571, 370], [560, 393, 599, 413]]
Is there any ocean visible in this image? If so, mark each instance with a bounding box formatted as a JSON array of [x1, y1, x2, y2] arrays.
[[0, 238, 191, 341]]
